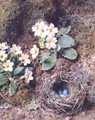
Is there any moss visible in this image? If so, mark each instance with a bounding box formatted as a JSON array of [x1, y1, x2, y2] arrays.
[[0, 0, 20, 41]]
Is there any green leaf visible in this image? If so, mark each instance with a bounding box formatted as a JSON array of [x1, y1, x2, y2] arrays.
[[0, 62, 3, 69], [0, 74, 8, 86], [9, 81, 17, 96], [40, 52, 50, 63], [57, 26, 71, 37], [42, 53, 56, 71], [7, 53, 13, 60], [11, 57, 16, 63], [0, 64, 4, 73], [58, 35, 75, 48], [61, 48, 78, 60], [11, 56, 20, 66], [28, 101, 39, 110], [26, 67, 33, 71], [13, 67, 24, 76]]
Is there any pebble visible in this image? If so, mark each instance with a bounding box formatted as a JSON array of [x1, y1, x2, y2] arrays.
[[65, 116, 73, 120]]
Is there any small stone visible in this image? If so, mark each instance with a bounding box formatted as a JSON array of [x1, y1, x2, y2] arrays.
[[65, 116, 72, 120]]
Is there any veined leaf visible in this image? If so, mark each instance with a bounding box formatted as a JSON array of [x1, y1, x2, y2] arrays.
[[0, 74, 8, 86], [40, 52, 50, 63], [0, 64, 4, 73], [61, 48, 78, 60], [42, 53, 56, 71], [58, 35, 75, 48], [57, 26, 71, 37], [13, 67, 24, 76], [26, 67, 33, 71], [9, 81, 17, 96]]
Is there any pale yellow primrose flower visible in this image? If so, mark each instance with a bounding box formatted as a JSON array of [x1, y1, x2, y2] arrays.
[[24, 69, 33, 84], [10, 44, 22, 55], [32, 22, 40, 36], [0, 42, 9, 50], [19, 53, 30, 66], [38, 21, 48, 38], [32, 21, 48, 38], [45, 35, 57, 49], [0, 50, 7, 61], [47, 23, 58, 36], [3, 60, 14, 72], [30, 45, 39, 60]]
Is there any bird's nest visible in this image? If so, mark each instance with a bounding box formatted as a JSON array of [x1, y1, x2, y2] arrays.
[[43, 68, 94, 115]]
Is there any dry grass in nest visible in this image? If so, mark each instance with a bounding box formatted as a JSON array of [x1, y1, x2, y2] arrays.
[[43, 69, 92, 115]]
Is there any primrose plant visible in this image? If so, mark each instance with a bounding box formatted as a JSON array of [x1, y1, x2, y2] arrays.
[[31, 20, 78, 71], [0, 42, 33, 96]]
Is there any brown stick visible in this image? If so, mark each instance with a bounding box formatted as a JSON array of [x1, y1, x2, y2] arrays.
[[0, 92, 14, 105]]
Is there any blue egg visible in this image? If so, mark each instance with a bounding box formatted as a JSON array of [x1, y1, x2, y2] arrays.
[[60, 94, 65, 97], [63, 89, 68, 96], [58, 90, 63, 95]]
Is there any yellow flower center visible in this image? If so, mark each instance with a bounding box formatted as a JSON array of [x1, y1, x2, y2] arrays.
[[49, 28, 53, 32], [1, 46, 4, 49], [0, 55, 3, 58], [22, 59, 25, 63], [14, 49, 17, 52], [6, 64, 10, 68], [48, 39, 52, 44], [34, 50, 38, 54], [41, 29, 44, 33], [26, 74, 30, 79]]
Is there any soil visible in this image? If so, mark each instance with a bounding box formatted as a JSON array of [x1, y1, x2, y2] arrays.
[[0, 0, 95, 120]]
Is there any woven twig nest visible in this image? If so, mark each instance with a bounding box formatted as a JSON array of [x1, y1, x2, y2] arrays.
[[43, 68, 92, 115]]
